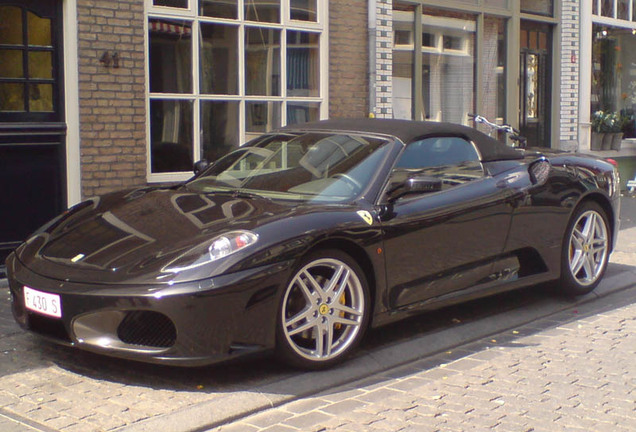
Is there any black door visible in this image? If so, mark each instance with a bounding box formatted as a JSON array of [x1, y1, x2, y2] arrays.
[[519, 21, 552, 147], [381, 137, 513, 310], [0, 0, 66, 265]]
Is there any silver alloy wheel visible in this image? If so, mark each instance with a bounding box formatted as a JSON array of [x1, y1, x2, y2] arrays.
[[568, 209, 609, 287], [281, 257, 365, 362]]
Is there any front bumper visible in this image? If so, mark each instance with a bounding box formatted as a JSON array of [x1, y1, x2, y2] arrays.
[[6, 253, 293, 366]]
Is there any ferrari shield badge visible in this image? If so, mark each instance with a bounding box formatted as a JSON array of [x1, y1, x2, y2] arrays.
[[356, 210, 374, 226]]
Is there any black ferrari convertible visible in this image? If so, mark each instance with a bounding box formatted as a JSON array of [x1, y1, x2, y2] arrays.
[[6, 119, 620, 369]]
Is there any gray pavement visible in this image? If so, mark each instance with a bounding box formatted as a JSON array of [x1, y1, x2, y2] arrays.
[[213, 287, 636, 432], [0, 196, 634, 432]]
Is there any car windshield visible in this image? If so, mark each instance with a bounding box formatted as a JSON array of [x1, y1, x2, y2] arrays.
[[186, 132, 392, 202]]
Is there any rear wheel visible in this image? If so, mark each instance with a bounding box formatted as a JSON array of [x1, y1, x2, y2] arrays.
[[560, 202, 610, 295], [276, 250, 370, 369]]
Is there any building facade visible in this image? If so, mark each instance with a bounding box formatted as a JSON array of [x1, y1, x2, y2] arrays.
[[2, 0, 636, 262], [0, 0, 369, 262], [369, 0, 635, 186], [371, 0, 568, 150]]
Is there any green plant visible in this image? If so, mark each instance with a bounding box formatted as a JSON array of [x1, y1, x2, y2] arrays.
[[592, 110, 605, 133], [592, 111, 623, 133]]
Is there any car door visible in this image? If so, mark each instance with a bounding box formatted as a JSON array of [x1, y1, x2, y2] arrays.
[[380, 136, 514, 310]]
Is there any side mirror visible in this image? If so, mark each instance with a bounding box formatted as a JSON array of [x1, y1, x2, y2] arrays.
[[193, 159, 209, 176], [388, 175, 443, 202], [529, 157, 551, 185]]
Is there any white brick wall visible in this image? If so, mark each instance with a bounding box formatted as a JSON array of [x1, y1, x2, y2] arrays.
[[559, 0, 580, 150], [374, 0, 393, 118]]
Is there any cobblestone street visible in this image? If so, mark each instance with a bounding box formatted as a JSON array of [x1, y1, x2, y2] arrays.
[[214, 288, 636, 432]]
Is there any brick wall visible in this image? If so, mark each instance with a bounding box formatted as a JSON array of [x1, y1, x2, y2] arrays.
[[77, 0, 147, 198], [374, 0, 393, 118], [559, 0, 580, 151], [329, 0, 369, 118]]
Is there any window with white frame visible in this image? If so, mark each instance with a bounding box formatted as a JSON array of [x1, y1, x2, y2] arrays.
[[593, 0, 635, 20], [146, 0, 326, 181]]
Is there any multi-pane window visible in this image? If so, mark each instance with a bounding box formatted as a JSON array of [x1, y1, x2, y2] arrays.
[[392, 4, 506, 129], [593, 0, 636, 21], [591, 2, 636, 140], [0, 5, 57, 119], [147, 0, 325, 180]]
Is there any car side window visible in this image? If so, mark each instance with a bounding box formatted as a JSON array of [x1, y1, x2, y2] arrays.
[[391, 137, 484, 193]]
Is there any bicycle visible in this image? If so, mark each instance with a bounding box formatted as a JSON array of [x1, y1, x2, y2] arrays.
[[468, 113, 528, 148]]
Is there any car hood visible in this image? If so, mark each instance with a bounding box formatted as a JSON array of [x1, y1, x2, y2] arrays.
[[15, 187, 344, 285]]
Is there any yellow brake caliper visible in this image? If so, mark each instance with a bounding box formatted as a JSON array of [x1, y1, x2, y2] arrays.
[[334, 293, 347, 330]]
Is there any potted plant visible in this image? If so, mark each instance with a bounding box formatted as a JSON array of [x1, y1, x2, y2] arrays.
[[608, 112, 625, 150], [591, 111, 605, 150]]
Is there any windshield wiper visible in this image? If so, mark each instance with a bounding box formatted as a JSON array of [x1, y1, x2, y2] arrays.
[[204, 189, 271, 201]]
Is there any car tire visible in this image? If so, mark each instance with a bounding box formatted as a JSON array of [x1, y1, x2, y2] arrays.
[[276, 249, 370, 369], [559, 202, 611, 296]]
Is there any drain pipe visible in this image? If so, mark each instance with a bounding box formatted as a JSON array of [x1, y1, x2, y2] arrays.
[[368, 0, 377, 118]]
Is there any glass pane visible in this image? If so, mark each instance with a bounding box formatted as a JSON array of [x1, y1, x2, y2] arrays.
[[618, 0, 630, 20], [392, 51, 413, 120], [0, 50, 24, 77], [287, 31, 319, 97], [0, 7, 23, 45], [601, 0, 613, 17], [200, 0, 237, 19], [484, 0, 507, 8], [200, 23, 238, 94], [521, 0, 553, 16], [421, 11, 476, 124], [287, 101, 319, 125], [150, 99, 194, 173], [392, 10, 414, 120], [481, 16, 506, 129], [246, 101, 281, 133], [245, 0, 280, 23], [0, 83, 24, 111], [29, 83, 53, 112], [27, 12, 52, 47], [154, 0, 188, 8], [591, 25, 636, 138], [245, 27, 280, 96], [290, 0, 317, 21], [29, 51, 53, 79], [201, 100, 239, 162], [525, 54, 539, 119], [149, 19, 192, 94]]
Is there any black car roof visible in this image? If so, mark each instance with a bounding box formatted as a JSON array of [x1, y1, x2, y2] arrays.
[[281, 118, 524, 162]]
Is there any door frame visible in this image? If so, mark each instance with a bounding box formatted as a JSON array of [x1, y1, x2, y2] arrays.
[[63, 0, 81, 206]]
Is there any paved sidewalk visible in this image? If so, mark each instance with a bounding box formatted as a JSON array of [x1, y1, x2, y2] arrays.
[[213, 287, 636, 432]]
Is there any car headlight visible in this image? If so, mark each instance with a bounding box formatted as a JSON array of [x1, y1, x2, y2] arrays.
[[209, 231, 258, 260], [163, 230, 258, 273]]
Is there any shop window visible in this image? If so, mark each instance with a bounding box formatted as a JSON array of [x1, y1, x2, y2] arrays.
[[147, 1, 325, 179], [392, 8, 477, 124], [591, 25, 636, 138]]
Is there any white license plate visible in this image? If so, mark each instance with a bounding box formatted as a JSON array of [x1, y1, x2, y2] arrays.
[[23, 286, 62, 318]]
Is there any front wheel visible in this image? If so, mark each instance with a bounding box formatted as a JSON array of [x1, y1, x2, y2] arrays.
[[560, 202, 610, 296], [276, 250, 370, 369]]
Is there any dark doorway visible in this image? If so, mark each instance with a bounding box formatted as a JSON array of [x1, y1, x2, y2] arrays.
[[519, 21, 552, 148], [0, 0, 66, 265]]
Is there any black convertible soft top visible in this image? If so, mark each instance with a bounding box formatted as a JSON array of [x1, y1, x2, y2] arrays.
[[282, 118, 524, 162]]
